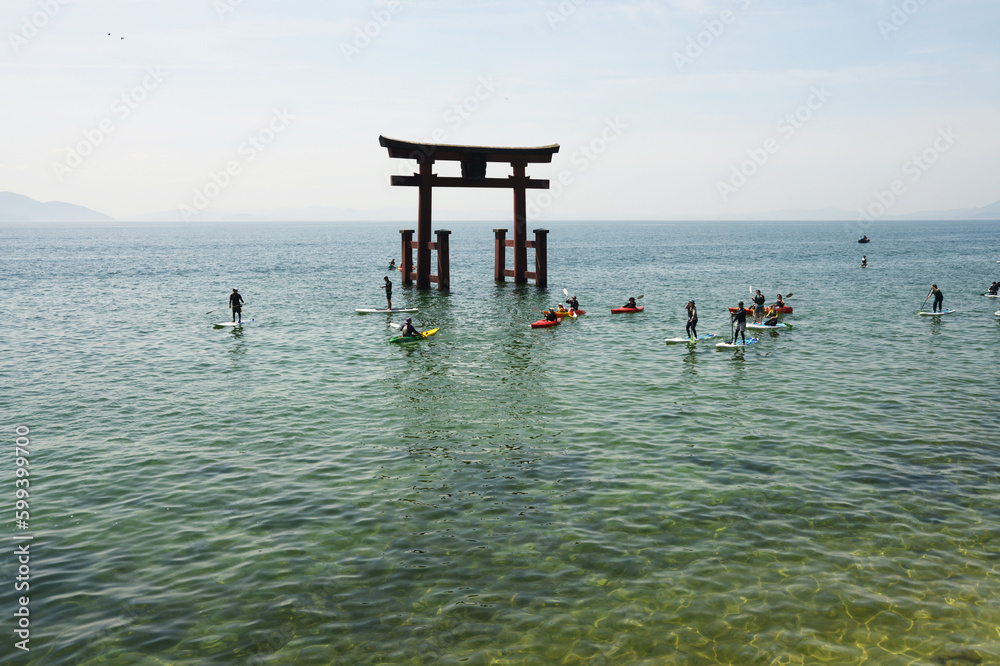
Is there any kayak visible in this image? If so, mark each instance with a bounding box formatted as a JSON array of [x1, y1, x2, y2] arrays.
[[918, 310, 956, 316], [664, 334, 716, 344], [746, 322, 791, 330], [555, 309, 585, 317], [611, 306, 644, 313], [531, 319, 560, 328], [729, 306, 793, 315], [716, 338, 759, 348], [389, 327, 439, 343]]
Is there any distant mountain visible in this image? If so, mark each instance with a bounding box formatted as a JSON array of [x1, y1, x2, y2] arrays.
[[0, 191, 115, 222], [894, 199, 1000, 220]]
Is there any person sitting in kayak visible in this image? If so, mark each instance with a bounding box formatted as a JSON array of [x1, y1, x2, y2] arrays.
[[555, 303, 571, 316], [543, 309, 558, 322], [623, 297, 639, 310], [399, 317, 421, 337], [685, 300, 698, 339], [731, 301, 748, 344], [568, 295, 580, 311]]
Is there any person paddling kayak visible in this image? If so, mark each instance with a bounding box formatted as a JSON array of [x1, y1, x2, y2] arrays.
[[685, 300, 698, 339], [399, 317, 420, 337], [568, 295, 580, 311], [543, 309, 559, 322], [623, 297, 639, 309], [730, 301, 748, 345]]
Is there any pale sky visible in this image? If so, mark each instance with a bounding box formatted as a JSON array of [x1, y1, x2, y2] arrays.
[[2, 0, 998, 220]]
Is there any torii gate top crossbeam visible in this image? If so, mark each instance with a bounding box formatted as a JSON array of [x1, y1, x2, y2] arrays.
[[379, 136, 559, 165]]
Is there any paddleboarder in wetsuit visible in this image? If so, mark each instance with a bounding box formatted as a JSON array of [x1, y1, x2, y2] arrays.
[[861, 255, 868, 268], [752, 289, 766, 324], [382, 276, 392, 310], [988, 282, 998, 296], [685, 300, 698, 339], [928, 284, 944, 313], [731, 301, 747, 345], [229, 288, 244, 323]]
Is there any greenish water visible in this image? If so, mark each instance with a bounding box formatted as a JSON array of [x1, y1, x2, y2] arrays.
[[3, 220, 999, 664]]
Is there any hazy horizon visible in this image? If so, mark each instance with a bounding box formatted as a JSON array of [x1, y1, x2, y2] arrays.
[[3, 1, 999, 223]]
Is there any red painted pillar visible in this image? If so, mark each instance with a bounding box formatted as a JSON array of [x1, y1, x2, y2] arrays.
[[494, 228, 507, 281], [399, 229, 414, 286], [512, 161, 527, 284], [435, 229, 451, 291], [417, 160, 433, 289], [533, 228, 548, 289]]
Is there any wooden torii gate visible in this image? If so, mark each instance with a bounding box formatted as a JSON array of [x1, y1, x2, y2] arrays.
[[379, 136, 559, 290]]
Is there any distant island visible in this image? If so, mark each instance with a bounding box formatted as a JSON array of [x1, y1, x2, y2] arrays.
[[2, 190, 999, 223], [0, 192, 115, 222]]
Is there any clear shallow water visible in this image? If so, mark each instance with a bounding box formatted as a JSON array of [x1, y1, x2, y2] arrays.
[[2, 219, 999, 665]]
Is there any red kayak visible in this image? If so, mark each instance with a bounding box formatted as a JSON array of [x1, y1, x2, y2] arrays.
[[530, 318, 560, 328], [611, 306, 644, 313], [555, 309, 585, 317], [729, 306, 792, 314]]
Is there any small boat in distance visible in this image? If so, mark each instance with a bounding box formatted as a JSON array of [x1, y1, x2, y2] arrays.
[[858, 235, 871, 243]]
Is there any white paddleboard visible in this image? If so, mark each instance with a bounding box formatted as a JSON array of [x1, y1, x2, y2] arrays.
[[215, 319, 253, 327], [746, 322, 790, 330], [356, 307, 418, 314], [716, 338, 759, 348], [985, 293, 999, 298], [664, 334, 716, 344], [917, 309, 956, 316]]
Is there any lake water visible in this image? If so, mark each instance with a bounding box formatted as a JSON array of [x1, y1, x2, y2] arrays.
[[3, 219, 999, 664]]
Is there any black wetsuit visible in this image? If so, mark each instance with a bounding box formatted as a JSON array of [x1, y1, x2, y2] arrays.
[[932, 288, 944, 312], [229, 291, 244, 322], [568, 297, 580, 311], [686, 305, 698, 338], [400, 323, 419, 337], [731, 308, 747, 343]]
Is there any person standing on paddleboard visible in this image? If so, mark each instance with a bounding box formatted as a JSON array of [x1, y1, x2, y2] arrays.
[[229, 288, 244, 323], [861, 255, 868, 268], [382, 276, 393, 310], [929, 284, 944, 313], [685, 300, 698, 339], [752, 289, 766, 324], [731, 301, 748, 345]]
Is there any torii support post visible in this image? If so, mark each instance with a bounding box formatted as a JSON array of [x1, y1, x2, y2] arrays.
[[399, 229, 414, 286], [434, 229, 450, 292], [494, 228, 507, 282], [380, 136, 559, 290], [533, 228, 548, 289]]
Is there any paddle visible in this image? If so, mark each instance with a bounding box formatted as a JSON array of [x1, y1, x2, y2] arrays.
[[918, 291, 931, 314]]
